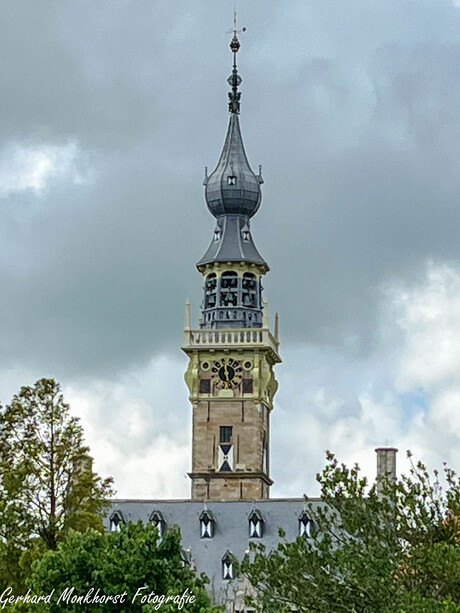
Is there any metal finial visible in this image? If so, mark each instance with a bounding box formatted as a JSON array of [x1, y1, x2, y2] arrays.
[[227, 10, 246, 114]]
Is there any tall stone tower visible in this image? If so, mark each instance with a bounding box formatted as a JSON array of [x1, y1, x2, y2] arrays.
[[183, 22, 281, 502]]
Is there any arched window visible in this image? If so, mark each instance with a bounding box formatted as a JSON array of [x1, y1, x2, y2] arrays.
[[299, 511, 312, 537], [222, 551, 234, 580], [248, 509, 264, 538], [242, 273, 256, 307], [109, 510, 124, 532], [149, 510, 166, 539], [199, 509, 215, 538], [220, 271, 238, 306], [204, 273, 217, 308]]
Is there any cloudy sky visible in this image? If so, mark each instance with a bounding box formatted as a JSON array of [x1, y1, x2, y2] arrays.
[[1, 0, 460, 499]]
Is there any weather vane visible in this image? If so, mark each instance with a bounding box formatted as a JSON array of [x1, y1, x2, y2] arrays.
[[227, 10, 246, 114]]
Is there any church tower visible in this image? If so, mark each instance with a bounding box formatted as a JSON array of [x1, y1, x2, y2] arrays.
[[183, 21, 281, 501]]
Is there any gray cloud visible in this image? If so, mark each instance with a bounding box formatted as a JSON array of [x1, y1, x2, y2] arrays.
[[1, 0, 460, 382]]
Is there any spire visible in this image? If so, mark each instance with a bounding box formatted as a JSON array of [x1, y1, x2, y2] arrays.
[[197, 13, 267, 274], [201, 12, 263, 224], [227, 10, 244, 114]]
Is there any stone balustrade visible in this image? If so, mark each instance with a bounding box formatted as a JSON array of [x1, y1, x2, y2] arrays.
[[183, 327, 280, 355]]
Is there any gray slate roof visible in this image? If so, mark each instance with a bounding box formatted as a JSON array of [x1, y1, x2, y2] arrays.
[[105, 498, 322, 608], [196, 215, 268, 269]]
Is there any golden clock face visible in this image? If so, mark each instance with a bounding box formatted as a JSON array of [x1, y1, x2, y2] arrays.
[[211, 358, 243, 389]]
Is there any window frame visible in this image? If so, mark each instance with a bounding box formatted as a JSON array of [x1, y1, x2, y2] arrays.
[[149, 510, 166, 539], [199, 509, 216, 539], [248, 509, 264, 538], [222, 551, 234, 580], [299, 511, 312, 537], [109, 510, 125, 532], [219, 425, 233, 444]]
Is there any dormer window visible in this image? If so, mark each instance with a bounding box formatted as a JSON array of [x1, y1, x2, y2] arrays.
[[241, 224, 251, 242], [180, 548, 192, 566], [248, 509, 264, 538], [227, 175, 237, 186], [109, 510, 124, 532], [222, 551, 234, 580], [299, 511, 312, 537], [149, 510, 166, 539], [199, 509, 215, 538]]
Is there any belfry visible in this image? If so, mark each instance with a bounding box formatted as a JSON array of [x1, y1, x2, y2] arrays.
[[183, 21, 281, 501]]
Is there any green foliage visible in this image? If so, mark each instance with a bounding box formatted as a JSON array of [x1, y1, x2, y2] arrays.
[[0, 379, 113, 591], [242, 451, 460, 613], [27, 521, 222, 612]]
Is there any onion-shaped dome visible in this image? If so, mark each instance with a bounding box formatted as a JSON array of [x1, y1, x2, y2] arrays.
[[204, 113, 263, 219]]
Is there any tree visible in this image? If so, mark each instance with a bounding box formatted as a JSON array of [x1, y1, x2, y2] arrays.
[[242, 451, 460, 613], [0, 378, 113, 591], [26, 521, 222, 613]]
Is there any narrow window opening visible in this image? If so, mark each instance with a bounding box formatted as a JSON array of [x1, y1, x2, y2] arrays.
[[149, 511, 166, 540], [110, 511, 124, 533], [299, 511, 312, 537], [242, 273, 256, 307], [249, 510, 264, 538], [218, 436, 234, 472], [205, 273, 217, 308], [220, 426, 233, 443], [222, 551, 234, 580], [200, 510, 215, 538], [220, 271, 238, 306]]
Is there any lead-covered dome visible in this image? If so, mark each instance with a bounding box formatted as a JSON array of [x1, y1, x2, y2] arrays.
[[204, 113, 263, 219]]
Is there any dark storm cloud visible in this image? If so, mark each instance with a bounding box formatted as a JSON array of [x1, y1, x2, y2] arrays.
[[1, 0, 460, 377]]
